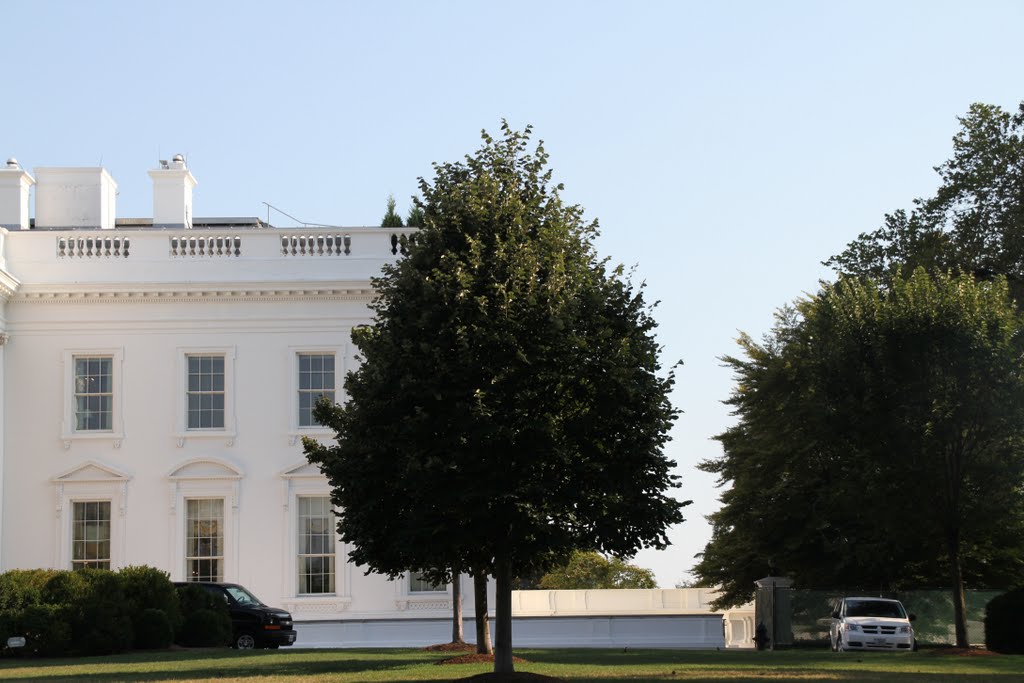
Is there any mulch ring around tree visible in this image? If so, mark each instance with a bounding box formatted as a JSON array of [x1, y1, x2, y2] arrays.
[[426, 641, 477, 652], [460, 674, 561, 682], [426, 643, 561, 680], [926, 647, 998, 656], [436, 653, 528, 666]]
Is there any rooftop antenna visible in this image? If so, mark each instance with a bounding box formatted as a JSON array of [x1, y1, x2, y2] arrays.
[[261, 202, 332, 228]]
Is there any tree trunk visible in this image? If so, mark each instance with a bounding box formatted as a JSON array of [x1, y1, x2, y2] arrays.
[[948, 540, 969, 648], [451, 570, 464, 643], [474, 568, 492, 654], [494, 554, 514, 673]]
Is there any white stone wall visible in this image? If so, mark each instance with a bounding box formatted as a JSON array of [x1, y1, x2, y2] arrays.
[[0, 224, 450, 619]]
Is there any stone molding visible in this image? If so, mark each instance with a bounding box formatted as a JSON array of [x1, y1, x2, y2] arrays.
[[15, 284, 374, 304]]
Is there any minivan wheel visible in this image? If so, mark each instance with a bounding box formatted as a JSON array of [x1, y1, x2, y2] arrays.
[[235, 633, 256, 650]]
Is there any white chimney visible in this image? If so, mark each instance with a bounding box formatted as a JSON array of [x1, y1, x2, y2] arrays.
[[34, 167, 118, 230], [0, 158, 35, 230], [148, 154, 197, 228]]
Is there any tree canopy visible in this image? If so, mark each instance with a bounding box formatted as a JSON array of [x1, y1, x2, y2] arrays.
[[694, 270, 1024, 647], [827, 102, 1024, 300], [305, 123, 686, 673], [536, 551, 657, 590]]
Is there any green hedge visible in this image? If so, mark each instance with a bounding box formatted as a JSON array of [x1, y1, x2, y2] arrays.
[[985, 588, 1024, 654], [0, 566, 187, 657], [118, 566, 183, 648], [173, 583, 232, 647]]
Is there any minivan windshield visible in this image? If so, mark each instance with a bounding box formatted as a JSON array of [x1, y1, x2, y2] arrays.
[[845, 600, 906, 618]]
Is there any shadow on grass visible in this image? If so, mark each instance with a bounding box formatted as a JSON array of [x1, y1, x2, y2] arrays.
[[2, 648, 1024, 682], [0, 648, 444, 682]]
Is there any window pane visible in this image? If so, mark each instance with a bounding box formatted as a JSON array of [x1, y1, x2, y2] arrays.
[[298, 354, 335, 428], [71, 501, 111, 570], [186, 498, 224, 581], [74, 356, 114, 432], [186, 355, 226, 431], [410, 572, 445, 593], [297, 496, 335, 594]]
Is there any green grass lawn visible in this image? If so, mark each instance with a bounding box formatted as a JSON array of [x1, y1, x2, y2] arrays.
[[0, 647, 1021, 682]]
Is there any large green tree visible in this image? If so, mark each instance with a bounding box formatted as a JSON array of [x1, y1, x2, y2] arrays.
[[305, 123, 686, 673], [536, 551, 657, 590], [827, 102, 1024, 300], [695, 270, 1024, 648]]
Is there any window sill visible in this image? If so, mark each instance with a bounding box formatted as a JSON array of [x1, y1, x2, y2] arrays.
[[174, 431, 237, 448], [395, 595, 452, 612], [281, 596, 352, 617], [61, 431, 125, 450]]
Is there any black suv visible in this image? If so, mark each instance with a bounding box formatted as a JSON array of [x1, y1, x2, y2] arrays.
[[175, 582, 297, 649]]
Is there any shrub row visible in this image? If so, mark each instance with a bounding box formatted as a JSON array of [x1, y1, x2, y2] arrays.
[[0, 566, 230, 656], [985, 588, 1024, 654]]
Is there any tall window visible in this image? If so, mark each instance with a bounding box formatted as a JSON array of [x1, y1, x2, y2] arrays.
[[298, 354, 335, 427], [187, 355, 225, 429], [72, 501, 111, 570], [74, 357, 113, 431], [409, 572, 446, 593], [186, 499, 223, 581], [297, 496, 335, 594]]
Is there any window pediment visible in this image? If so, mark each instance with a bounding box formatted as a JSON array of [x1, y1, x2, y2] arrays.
[[52, 460, 131, 483], [167, 458, 243, 481], [280, 461, 325, 479]]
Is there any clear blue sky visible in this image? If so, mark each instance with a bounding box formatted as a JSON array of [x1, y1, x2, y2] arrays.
[[6, 0, 1023, 588]]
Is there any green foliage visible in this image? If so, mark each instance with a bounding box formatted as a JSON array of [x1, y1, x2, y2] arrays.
[[406, 203, 426, 227], [307, 122, 685, 580], [175, 583, 221, 617], [537, 551, 658, 589], [175, 584, 231, 647], [696, 270, 1024, 618], [40, 569, 87, 606], [0, 567, 189, 657], [827, 102, 1024, 302], [178, 609, 231, 648], [40, 569, 133, 655], [306, 122, 686, 672], [70, 569, 134, 655], [0, 569, 57, 611], [985, 588, 1024, 653], [380, 194, 404, 228], [117, 566, 181, 648], [20, 604, 73, 657], [134, 608, 175, 650]]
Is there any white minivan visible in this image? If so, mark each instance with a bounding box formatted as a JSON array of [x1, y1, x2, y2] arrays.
[[830, 597, 915, 652]]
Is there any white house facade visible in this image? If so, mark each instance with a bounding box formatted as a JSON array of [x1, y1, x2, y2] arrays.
[[0, 155, 446, 621], [0, 156, 751, 648]]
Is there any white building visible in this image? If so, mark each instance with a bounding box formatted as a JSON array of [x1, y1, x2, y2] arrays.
[[0, 156, 750, 648]]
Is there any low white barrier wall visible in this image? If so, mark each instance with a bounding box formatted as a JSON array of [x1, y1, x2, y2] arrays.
[[295, 615, 726, 649], [294, 589, 756, 649]]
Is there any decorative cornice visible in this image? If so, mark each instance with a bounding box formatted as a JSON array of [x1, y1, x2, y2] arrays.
[[0, 267, 21, 301], [14, 283, 375, 304]]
